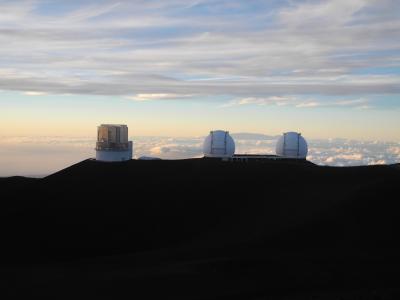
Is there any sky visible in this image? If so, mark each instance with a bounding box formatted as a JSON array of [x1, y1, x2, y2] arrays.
[[0, 0, 399, 175]]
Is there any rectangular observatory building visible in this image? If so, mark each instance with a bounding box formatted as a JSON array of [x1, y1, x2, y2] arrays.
[[96, 124, 132, 161], [97, 124, 128, 146]]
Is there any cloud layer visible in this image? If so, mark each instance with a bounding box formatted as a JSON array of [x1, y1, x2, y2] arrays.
[[1, 134, 398, 176], [0, 0, 399, 103]]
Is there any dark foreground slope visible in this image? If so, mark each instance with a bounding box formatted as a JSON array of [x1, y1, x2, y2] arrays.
[[1, 159, 400, 299]]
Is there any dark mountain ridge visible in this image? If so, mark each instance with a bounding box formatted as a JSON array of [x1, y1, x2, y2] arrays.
[[1, 159, 400, 298]]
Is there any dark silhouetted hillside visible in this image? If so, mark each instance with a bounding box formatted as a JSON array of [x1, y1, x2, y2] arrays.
[[1, 159, 400, 299]]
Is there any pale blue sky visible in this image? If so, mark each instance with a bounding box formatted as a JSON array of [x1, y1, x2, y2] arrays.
[[0, 0, 399, 141]]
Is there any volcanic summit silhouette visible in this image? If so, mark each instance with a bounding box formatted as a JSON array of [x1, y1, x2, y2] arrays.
[[1, 158, 400, 299]]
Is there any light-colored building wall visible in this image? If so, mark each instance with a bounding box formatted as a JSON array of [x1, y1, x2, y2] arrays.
[[120, 125, 128, 143], [97, 126, 109, 142], [97, 124, 129, 143]]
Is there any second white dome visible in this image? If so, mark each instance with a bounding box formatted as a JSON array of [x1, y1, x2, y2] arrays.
[[203, 130, 235, 158], [276, 132, 308, 159]]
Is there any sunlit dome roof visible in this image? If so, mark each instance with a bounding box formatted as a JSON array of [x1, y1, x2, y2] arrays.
[[276, 132, 308, 159], [203, 130, 235, 158]]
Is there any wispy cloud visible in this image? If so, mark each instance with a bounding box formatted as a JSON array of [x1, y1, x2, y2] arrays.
[[23, 91, 48, 96], [336, 98, 368, 106], [295, 97, 371, 109], [127, 93, 194, 101], [222, 96, 372, 109], [296, 101, 322, 108], [221, 96, 295, 107]]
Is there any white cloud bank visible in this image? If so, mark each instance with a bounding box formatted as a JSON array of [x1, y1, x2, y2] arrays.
[[0, 135, 398, 176]]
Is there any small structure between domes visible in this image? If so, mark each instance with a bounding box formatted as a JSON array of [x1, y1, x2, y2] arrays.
[[202, 130, 309, 162]]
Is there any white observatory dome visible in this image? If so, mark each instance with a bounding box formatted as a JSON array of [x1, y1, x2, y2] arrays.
[[203, 130, 235, 158], [275, 132, 308, 159]]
